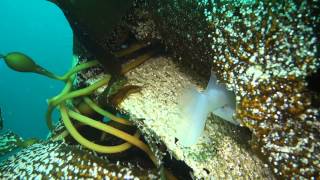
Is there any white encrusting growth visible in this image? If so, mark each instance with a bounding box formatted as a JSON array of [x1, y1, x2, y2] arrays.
[[175, 72, 237, 147]]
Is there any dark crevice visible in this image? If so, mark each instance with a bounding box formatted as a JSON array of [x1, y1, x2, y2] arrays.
[[163, 153, 193, 180]]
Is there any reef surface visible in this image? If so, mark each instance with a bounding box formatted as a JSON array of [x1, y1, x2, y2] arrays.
[[126, 1, 320, 178], [0, 0, 319, 179]]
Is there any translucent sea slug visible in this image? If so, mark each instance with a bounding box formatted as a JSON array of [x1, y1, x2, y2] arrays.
[[175, 72, 236, 146]]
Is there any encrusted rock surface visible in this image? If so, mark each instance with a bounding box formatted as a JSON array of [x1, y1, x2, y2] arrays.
[[0, 141, 160, 179], [28, 0, 320, 178], [127, 1, 320, 178], [119, 56, 274, 179]]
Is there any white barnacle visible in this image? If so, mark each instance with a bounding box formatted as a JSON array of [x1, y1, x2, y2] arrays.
[[66, 155, 72, 162]]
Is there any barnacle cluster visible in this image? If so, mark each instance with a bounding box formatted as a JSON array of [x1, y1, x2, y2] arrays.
[[133, 0, 320, 178], [0, 141, 160, 179], [0, 131, 23, 156], [203, 1, 319, 178]]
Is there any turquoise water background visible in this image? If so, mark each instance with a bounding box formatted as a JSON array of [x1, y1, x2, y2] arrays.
[[0, 0, 73, 139]]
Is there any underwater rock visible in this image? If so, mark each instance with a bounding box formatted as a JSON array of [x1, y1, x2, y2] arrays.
[[50, 0, 319, 178], [0, 141, 160, 179], [74, 53, 274, 178], [129, 1, 320, 178], [50, 0, 135, 75], [119, 56, 274, 179], [0, 131, 23, 156]]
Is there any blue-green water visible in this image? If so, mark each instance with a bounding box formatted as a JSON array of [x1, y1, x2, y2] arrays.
[[0, 0, 73, 139]]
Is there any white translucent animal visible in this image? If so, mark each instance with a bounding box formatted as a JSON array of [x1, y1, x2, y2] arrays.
[[175, 72, 237, 147]]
